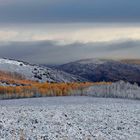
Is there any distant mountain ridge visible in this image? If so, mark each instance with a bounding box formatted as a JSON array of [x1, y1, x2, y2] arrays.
[[1, 58, 140, 85], [55, 58, 140, 85], [121, 59, 140, 65], [0, 58, 85, 83]]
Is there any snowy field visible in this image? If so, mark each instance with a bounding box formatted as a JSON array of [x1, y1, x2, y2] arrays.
[[0, 97, 140, 140]]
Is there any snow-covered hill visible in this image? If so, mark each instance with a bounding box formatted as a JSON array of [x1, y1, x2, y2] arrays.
[[55, 58, 140, 84], [0, 58, 85, 83]]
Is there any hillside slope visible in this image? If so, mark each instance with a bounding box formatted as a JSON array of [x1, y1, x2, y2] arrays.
[[55, 59, 140, 84], [0, 58, 85, 83], [0, 70, 34, 86]]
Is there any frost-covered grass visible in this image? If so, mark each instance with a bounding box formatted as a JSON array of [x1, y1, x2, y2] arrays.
[[0, 96, 140, 140]]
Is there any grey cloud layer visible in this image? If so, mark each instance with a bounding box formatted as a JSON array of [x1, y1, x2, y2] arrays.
[[0, 0, 140, 23], [0, 40, 139, 64]]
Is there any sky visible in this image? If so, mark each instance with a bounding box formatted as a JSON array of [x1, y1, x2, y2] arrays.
[[0, 0, 140, 64]]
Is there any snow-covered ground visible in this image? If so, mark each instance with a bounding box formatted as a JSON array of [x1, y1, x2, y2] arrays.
[[0, 97, 140, 140]]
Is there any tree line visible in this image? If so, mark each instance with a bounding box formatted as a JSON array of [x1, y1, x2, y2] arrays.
[[0, 82, 112, 99]]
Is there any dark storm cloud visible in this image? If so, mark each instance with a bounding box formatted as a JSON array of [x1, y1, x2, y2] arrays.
[[103, 40, 140, 51], [0, 40, 139, 64], [0, 0, 140, 23]]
